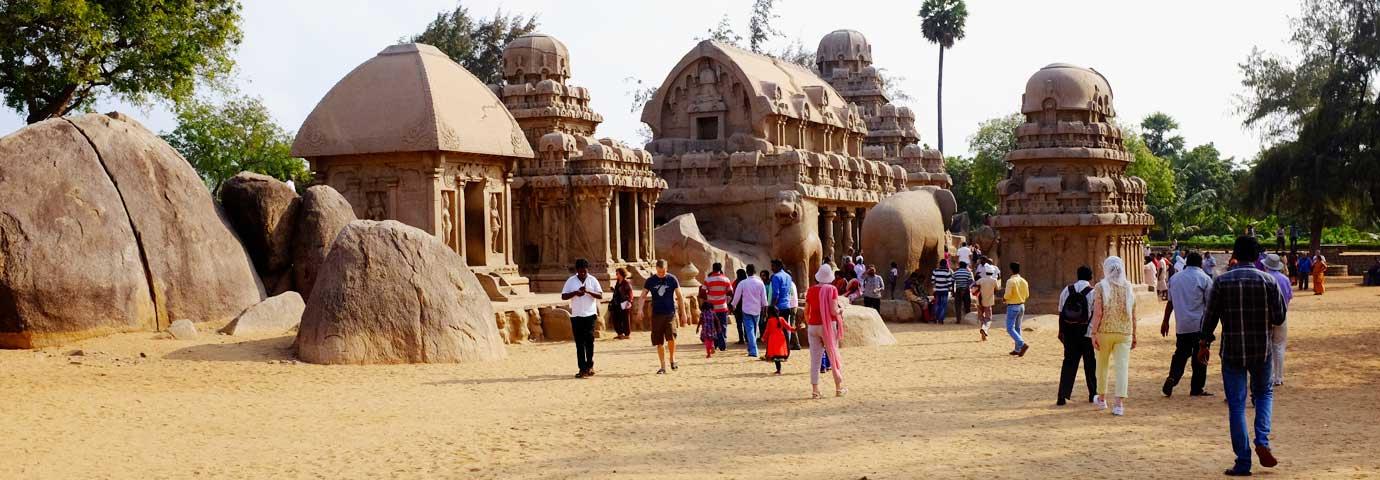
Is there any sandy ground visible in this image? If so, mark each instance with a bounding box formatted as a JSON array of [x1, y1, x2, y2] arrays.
[[3, 279, 1378, 479]]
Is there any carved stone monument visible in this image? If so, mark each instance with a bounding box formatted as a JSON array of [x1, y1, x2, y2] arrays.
[[641, 40, 908, 284], [990, 63, 1155, 312], [494, 33, 667, 291], [292, 43, 534, 300], [816, 29, 949, 190]]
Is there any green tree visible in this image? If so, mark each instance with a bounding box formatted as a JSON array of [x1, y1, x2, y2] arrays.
[[1238, 0, 1379, 251], [1139, 112, 1185, 159], [747, 0, 782, 54], [0, 0, 243, 124], [918, 0, 968, 154], [161, 95, 308, 194], [699, 14, 743, 46], [961, 113, 1022, 221], [408, 5, 538, 85], [1124, 135, 1178, 239]]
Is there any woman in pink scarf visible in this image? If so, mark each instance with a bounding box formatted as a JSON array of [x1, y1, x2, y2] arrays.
[[806, 264, 847, 399]]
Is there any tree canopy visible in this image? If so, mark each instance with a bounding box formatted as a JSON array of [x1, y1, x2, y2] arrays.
[[1238, 0, 1379, 250], [161, 95, 308, 194], [947, 113, 1020, 223], [407, 4, 538, 85], [0, 0, 243, 124], [1139, 112, 1186, 159]]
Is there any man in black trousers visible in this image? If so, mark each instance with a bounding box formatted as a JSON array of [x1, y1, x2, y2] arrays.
[[1162, 251, 1215, 397], [561, 258, 603, 378], [1055, 265, 1097, 405]]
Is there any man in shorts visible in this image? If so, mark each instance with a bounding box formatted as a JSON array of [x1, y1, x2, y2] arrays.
[[641, 259, 683, 374]]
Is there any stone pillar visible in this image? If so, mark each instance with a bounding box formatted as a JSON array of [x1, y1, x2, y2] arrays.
[[642, 193, 655, 262], [600, 195, 612, 264], [841, 209, 855, 260], [504, 181, 514, 266], [456, 181, 467, 260], [821, 208, 836, 260], [629, 192, 641, 262], [610, 193, 622, 262]]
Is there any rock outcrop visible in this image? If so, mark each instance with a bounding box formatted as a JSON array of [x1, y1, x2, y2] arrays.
[[0, 113, 264, 349], [290, 185, 356, 299], [296, 220, 505, 364], [654, 213, 767, 281], [221, 291, 306, 336], [220, 172, 300, 293], [838, 303, 898, 347]]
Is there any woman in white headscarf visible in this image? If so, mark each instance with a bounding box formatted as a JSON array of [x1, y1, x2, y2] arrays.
[[1090, 256, 1138, 416], [805, 263, 846, 399]]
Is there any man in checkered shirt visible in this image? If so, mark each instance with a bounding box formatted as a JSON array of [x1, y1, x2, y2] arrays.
[[1200, 236, 1287, 477]]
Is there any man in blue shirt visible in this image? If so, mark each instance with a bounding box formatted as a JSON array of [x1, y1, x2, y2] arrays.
[[769, 259, 795, 335], [1161, 251, 1214, 397], [640, 259, 683, 375], [1296, 254, 1313, 291]]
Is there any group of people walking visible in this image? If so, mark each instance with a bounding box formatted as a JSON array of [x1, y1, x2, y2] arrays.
[[563, 257, 848, 399], [564, 232, 1294, 476]]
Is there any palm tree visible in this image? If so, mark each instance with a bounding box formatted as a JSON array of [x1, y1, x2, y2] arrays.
[[918, 0, 968, 154]]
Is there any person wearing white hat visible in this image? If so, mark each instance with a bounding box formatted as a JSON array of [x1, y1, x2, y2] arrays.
[[805, 264, 847, 399], [1262, 253, 1293, 386]]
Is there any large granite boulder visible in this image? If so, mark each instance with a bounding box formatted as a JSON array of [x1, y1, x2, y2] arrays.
[[296, 220, 505, 364], [654, 213, 767, 281], [839, 303, 898, 348], [291, 185, 356, 299], [861, 187, 957, 279], [0, 113, 264, 348], [220, 172, 300, 292]]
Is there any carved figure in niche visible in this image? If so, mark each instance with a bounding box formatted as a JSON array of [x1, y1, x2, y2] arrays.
[[366, 191, 388, 220], [490, 192, 504, 253], [442, 192, 456, 250], [695, 64, 720, 101]]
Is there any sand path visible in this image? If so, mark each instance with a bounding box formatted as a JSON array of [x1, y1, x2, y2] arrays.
[[3, 279, 1378, 479]]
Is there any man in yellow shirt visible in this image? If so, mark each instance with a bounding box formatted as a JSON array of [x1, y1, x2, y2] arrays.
[[1003, 262, 1031, 357]]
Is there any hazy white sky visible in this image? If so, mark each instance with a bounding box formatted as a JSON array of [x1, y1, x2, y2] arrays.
[[0, 0, 1298, 161]]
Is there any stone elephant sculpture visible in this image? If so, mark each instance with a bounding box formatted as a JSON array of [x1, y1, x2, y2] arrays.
[[969, 225, 998, 256], [771, 191, 822, 286], [861, 187, 958, 284]]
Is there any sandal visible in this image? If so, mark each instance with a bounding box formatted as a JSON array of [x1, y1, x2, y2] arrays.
[[811, 392, 823, 399], [656, 368, 666, 375], [671, 362, 679, 371], [836, 388, 849, 397]]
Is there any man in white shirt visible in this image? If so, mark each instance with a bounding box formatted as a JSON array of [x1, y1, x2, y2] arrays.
[[957, 242, 973, 268], [977, 255, 1000, 279], [729, 264, 769, 358], [562, 258, 603, 378], [853, 256, 866, 280]]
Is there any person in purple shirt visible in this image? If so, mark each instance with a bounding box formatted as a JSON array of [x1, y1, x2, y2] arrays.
[[1262, 253, 1292, 387]]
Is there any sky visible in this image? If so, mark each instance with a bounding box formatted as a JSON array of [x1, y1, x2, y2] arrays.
[[0, 0, 1299, 161]]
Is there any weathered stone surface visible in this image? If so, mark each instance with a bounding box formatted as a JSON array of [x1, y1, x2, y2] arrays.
[[0, 118, 155, 348], [860, 187, 956, 279], [878, 299, 919, 323], [0, 113, 264, 349], [539, 307, 573, 342], [291, 185, 356, 300], [296, 220, 505, 364], [68, 113, 265, 326], [167, 319, 198, 340], [220, 172, 300, 282], [838, 303, 897, 348], [221, 292, 305, 336], [654, 213, 766, 282]]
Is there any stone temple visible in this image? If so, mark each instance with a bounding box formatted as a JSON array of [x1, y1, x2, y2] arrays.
[[815, 29, 949, 190], [641, 40, 910, 284], [494, 33, 667, 292], [991, 63, 1155, 312], [292, 43, 534, 301]]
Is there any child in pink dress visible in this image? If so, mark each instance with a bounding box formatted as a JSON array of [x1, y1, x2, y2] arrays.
[[696, 301, 719, 358]]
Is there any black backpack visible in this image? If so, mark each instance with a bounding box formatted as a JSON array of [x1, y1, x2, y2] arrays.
[[1059, 285, 1094, 325]]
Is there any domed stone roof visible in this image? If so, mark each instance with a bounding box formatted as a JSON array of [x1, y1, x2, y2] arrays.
[[816, 29, 872, 66], [1020, 63, 1115, 116], [292, 43, 533, 159], [502, 33, 571, 81]]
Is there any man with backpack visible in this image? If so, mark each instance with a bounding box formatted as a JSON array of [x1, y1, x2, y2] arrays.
[[1056, 265, 1097, 406], [1162, 251, 1215, 397]]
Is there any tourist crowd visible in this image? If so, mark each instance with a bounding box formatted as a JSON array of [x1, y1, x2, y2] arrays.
[[559, 233, 1300, 476]]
